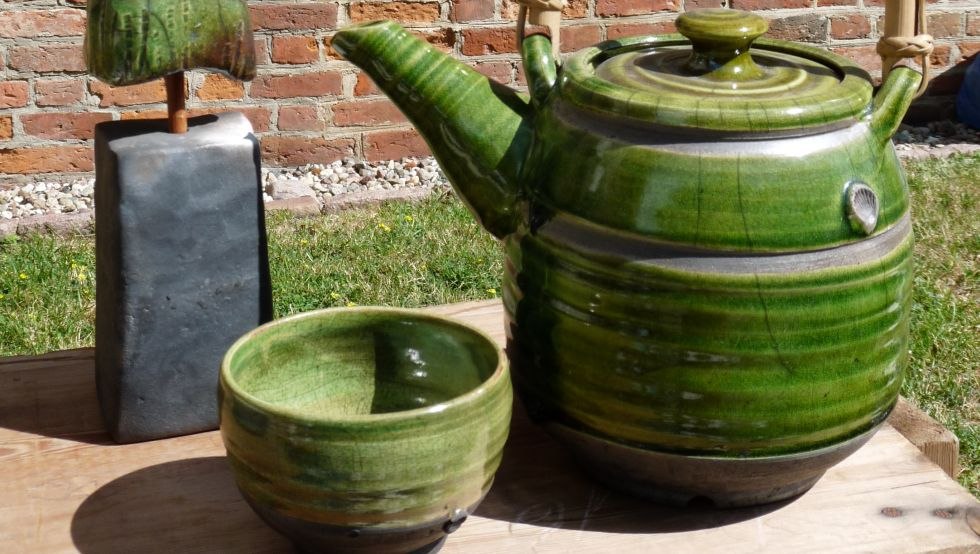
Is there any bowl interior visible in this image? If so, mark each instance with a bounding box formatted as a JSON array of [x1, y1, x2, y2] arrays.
[[225, 309, 501, 417]]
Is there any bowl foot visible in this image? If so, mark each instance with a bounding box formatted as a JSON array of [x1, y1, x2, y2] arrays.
[[546, 422, 879, 508], [245, 496, 471, 554]]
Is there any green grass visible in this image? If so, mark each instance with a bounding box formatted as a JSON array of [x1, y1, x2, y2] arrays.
[[902, 154, 979, 497], [0, 156, 976, 495]]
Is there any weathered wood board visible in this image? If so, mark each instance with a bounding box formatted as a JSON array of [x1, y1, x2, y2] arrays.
[[1, 300, 978, 553]]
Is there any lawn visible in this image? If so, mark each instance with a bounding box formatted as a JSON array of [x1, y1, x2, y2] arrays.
[[0, 155, 977, 496]]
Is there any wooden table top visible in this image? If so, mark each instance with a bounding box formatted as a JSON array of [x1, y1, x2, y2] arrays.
[[1, 300, 978, 553]]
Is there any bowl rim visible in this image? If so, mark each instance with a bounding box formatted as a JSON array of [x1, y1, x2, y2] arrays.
[[219, 305, 509, 425]]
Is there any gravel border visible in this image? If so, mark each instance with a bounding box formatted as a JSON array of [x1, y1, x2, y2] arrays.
[[2, 122, 978, 239]]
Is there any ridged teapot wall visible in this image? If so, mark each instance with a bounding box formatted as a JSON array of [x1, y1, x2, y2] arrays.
[[333, 8, 924, 506]]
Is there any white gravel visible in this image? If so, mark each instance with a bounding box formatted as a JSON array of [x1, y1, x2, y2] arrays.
[[1, 121, 977, 223]]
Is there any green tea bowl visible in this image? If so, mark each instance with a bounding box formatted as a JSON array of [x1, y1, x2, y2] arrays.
[[219, 307, 512, 554]]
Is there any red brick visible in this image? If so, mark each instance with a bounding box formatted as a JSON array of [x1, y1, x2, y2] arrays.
[[928, 13, 962, 39], [198, 107, 273, 132], [453, 0, 494, 22], [8, 44, 85, 72], [471, 61, 513, 84], [196, 74, 245, 101], [0, 146, 93, 174], [35, 78, 84, 106], [119, 109, 169, 121], [607, 21, 676, 39], [0, 116, 11, 140], [278, 105, 323, 131], [766, 14, 826, 42], [0, 8, 86, 38], [416, 28, 456, 52], [461, 27, 518, 56], [830, 15, 870, 40], [503, 0, 588, 20], [929, 44, 952, 68], [969, 13, 980, 36], [561, 25, 602, 52], [344, 27, 454, 56], [254, 38, 271, 65], [355, 73, 382, 96], [363, 128, 430, 161], [21, 112, 112, 140], [831, 45, 881, 76], [596, 0, 677, 18], [120, 107, 273, 132], [271, 35, 319, 64], [332, 99, 407, 126], [959, 40, 980, 60], [685, 0, 726, 7], [250, 4, 338, 31], [261, 135, 356, 166], [250, 72, 343, 99], [349, 2, 441, 24], [90, 80, 170, 107], [0, 81, 29, 108], [729, 0, 810, 10], [324, 34, 342, 60]]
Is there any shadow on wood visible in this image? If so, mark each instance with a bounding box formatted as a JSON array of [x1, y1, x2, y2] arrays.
[[70, 456, 290, 553], [0, 348, 109, 445], [473, 404, 799, 534]]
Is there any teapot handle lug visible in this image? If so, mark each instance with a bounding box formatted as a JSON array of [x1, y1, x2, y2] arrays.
[[521, 33, 559, 109], [869, 66, 922, 147]]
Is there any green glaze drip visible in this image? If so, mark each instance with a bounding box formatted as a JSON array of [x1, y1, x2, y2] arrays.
[[86, 0, 256, 85], [333, 21, 532, 238]]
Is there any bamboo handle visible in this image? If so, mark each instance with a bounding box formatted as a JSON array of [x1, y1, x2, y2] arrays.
[[878, 0, 933, 95], [516, 0, 565, 59]]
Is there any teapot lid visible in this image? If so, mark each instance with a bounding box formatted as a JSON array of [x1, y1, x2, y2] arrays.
[[559, 9, 873, 133]]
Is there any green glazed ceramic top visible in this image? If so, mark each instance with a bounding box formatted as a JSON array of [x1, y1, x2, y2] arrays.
[[561, 8, 872, 132], [86, 0, 256, 85]]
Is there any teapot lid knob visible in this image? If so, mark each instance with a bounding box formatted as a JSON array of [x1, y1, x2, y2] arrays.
[[676, 9, 768, 81]]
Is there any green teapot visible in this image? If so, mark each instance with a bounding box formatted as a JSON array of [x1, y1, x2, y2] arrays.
[[333, 8, 922, 507]]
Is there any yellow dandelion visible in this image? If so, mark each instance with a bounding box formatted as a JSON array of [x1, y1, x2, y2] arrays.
[[487, 288, 497, 296], [330, 292, 341, 300], [377, 223, 391, 232], [300, 239, 309, 246], [18, 273, 27, 280], [404, 215, 414, 223], [346, 301, 358, 307]]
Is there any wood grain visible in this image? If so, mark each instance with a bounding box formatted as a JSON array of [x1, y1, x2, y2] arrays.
[[1, 300, 977, 553]]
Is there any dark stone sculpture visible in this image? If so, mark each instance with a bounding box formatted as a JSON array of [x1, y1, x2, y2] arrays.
[[87, 1, 270, 443]]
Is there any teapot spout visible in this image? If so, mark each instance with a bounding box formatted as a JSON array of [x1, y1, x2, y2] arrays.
[[333, 21, 533, 238], [869, 66, 922, 146]]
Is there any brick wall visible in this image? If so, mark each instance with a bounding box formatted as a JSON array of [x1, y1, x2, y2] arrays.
[[0, 0, 977, 178]]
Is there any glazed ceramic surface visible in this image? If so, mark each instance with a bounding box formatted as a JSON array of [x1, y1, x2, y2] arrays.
[[86, 0, 256, 85], [219, 307, 512, 553], [333, 9, 921, 505]]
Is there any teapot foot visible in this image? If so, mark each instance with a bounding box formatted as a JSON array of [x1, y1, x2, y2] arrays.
[[545, 422, 878, 508]]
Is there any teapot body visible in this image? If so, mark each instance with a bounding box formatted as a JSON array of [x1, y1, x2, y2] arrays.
[[502, 96, 913, 506]]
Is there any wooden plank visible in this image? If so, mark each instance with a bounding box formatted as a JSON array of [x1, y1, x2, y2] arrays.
[[1, 300, 978, 553], [887, 396, 961, 479]]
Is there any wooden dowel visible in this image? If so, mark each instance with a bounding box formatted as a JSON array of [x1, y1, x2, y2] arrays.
[[165, 72, 187, 134]]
